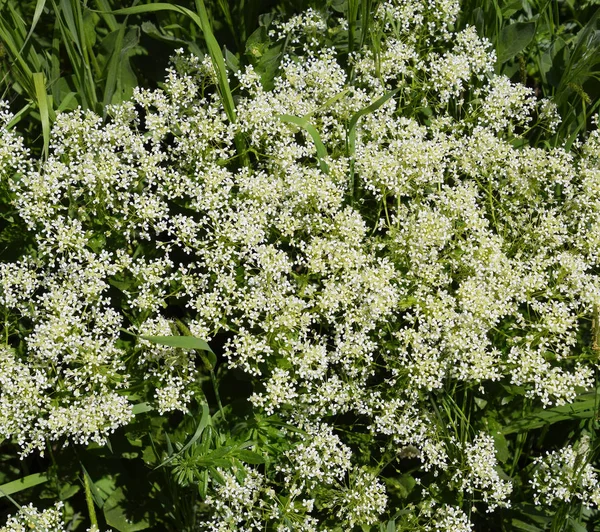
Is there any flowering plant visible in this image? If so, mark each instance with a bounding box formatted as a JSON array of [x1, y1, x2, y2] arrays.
[[1, 0, 600, 530]]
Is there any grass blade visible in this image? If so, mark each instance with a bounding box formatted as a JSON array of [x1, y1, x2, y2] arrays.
[[501, 392, 600, 435], [278, 114, 330, 174], [346, 89, 399, 200], [110, 2, 236, 123], [32, 72, 50, 159], [19, 0, 48, 56], [157, 403, 210, 469], [0, 473, 48, 498]]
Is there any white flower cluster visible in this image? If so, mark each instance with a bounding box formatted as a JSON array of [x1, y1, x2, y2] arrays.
[[425, 504, 473, 531], [530, 436, 600, 508], [332, 469, 388, 528], [0, 502, 64, 532], [203, 467, 321, 531], [455, 433, 512, 511]]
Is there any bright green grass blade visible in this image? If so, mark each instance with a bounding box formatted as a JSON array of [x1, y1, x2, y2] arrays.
[[0, 14, 35, 96], [346, 89, 399, 200], [102, 22, 127, 109], [0, 473, 48, 498], [278, 114, 330, 174], [59, 0, 83, 54], [5, 102, 32, 129], [157, 402, 210, 469], [94, 0, 119, 32], [33, 72, 49, 159], [347, 0, 359, 57], [347, 88, 400, 155], [19, 0, 48, 56], [110, 2, 237, 124], [194, 0, 236, 122]]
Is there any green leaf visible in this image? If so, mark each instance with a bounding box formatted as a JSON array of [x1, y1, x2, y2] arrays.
[[235, 449, 266, 464], [501, 0, 523, 18], [131, 402, 153, 415], [140, 21, 204, 56], [81, 465, 105, 509], [20, 0, 48, 55], [278, 115, 329, 174], [32, 72, 50, 160], [489, 421, 509, 463], [59, 483, 80, 500], [501, 392, 600, 434], [511, 519, 544, 531], [158, 403, 211, 469], [103, 487, 150, 531], [223, 47, 239, 72], [82, 465, 98, 527], [110, 2, 236, 124], [102, 24, 140, 109], [0, 473, 48, 498], [140, 334, 216, 368], [497, 21, 536, 64]]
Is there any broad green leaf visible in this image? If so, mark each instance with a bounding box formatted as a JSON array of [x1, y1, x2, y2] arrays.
[[490, 423, 509, 463], [497, 21, 536, 64], [131, 402, 153, 415], [501, 0, 523, 18], [59, 483, 80, 500], [502, 393, 600, 434], [567, 517, 588, 532], [235, 449, 266, 464], [0, 473, 48, 498], [103, 487, 150, 531]]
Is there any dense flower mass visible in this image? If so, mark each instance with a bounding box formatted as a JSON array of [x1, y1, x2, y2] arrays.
[[0, 0, 599, 528]]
